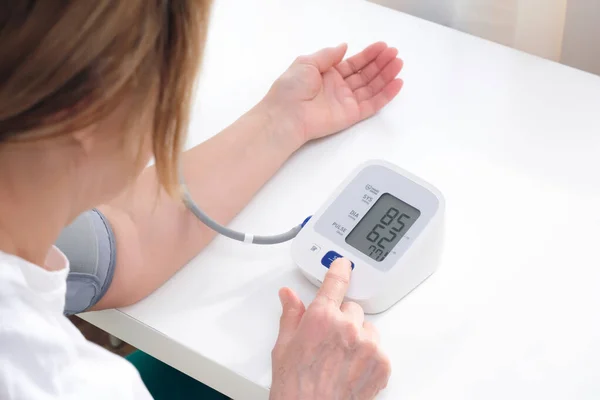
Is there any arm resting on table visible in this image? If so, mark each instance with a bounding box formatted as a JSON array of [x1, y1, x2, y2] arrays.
[[58, 42, 395, 312]]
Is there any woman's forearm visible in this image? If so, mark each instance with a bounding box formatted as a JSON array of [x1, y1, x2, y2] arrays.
[[93, 103, 302, 309]]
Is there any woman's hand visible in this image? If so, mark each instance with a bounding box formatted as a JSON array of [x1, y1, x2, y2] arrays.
[[270, 259, 391, 400], [262, 42, 404, 147]]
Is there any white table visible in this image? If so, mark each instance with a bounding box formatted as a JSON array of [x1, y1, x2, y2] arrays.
[[80, 0, 600, 398]]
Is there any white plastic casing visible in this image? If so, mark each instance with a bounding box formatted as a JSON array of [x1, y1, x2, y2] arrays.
[[291, 159, 445, 314]]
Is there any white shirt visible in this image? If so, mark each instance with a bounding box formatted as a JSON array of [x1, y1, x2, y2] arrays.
[[0, 247, 152, 399]]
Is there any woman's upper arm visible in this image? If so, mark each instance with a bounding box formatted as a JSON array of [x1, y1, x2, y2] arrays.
[[55, 209, 118, 315]]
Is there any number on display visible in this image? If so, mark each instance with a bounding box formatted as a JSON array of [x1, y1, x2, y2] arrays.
[[366, 207, 411, 261]]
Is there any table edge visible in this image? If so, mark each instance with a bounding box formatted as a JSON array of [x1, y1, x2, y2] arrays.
[[78, 309, 269, 400]]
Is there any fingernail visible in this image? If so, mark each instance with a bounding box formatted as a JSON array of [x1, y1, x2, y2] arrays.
[[337, 257, 355, 270]]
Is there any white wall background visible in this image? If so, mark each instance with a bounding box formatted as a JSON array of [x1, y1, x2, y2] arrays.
[[370, 0, 600, 75]]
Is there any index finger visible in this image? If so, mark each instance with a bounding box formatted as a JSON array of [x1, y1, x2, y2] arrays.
[[315, 258, 353, 308]]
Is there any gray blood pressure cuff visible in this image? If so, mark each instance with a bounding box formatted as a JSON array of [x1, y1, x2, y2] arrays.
[[55, 209, 116, 316]]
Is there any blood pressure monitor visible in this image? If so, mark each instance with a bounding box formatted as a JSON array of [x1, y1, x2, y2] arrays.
[[291, 159, 445, 314], [183, 157, 444, 314]]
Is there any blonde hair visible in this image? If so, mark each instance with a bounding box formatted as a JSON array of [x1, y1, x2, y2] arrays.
[[0, 0, 211, 195]]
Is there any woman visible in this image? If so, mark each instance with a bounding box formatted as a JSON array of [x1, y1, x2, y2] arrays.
[[0, 1, 404, 399]]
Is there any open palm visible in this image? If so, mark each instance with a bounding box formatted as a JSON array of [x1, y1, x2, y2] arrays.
[[264, 42, 404, 144]]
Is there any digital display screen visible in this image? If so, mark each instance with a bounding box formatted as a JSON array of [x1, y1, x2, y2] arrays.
[[345, 193, 420, 262]]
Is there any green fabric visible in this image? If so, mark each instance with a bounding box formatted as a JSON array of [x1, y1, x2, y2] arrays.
[[126, 350, 229, 400]]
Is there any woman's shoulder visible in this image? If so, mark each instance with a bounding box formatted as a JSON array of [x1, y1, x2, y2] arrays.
[[0, 250, 151, 399], [0, 248, 69, 310]]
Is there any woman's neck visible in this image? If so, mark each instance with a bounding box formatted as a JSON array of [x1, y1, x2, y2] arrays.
[[0, 143, 81, 269]]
